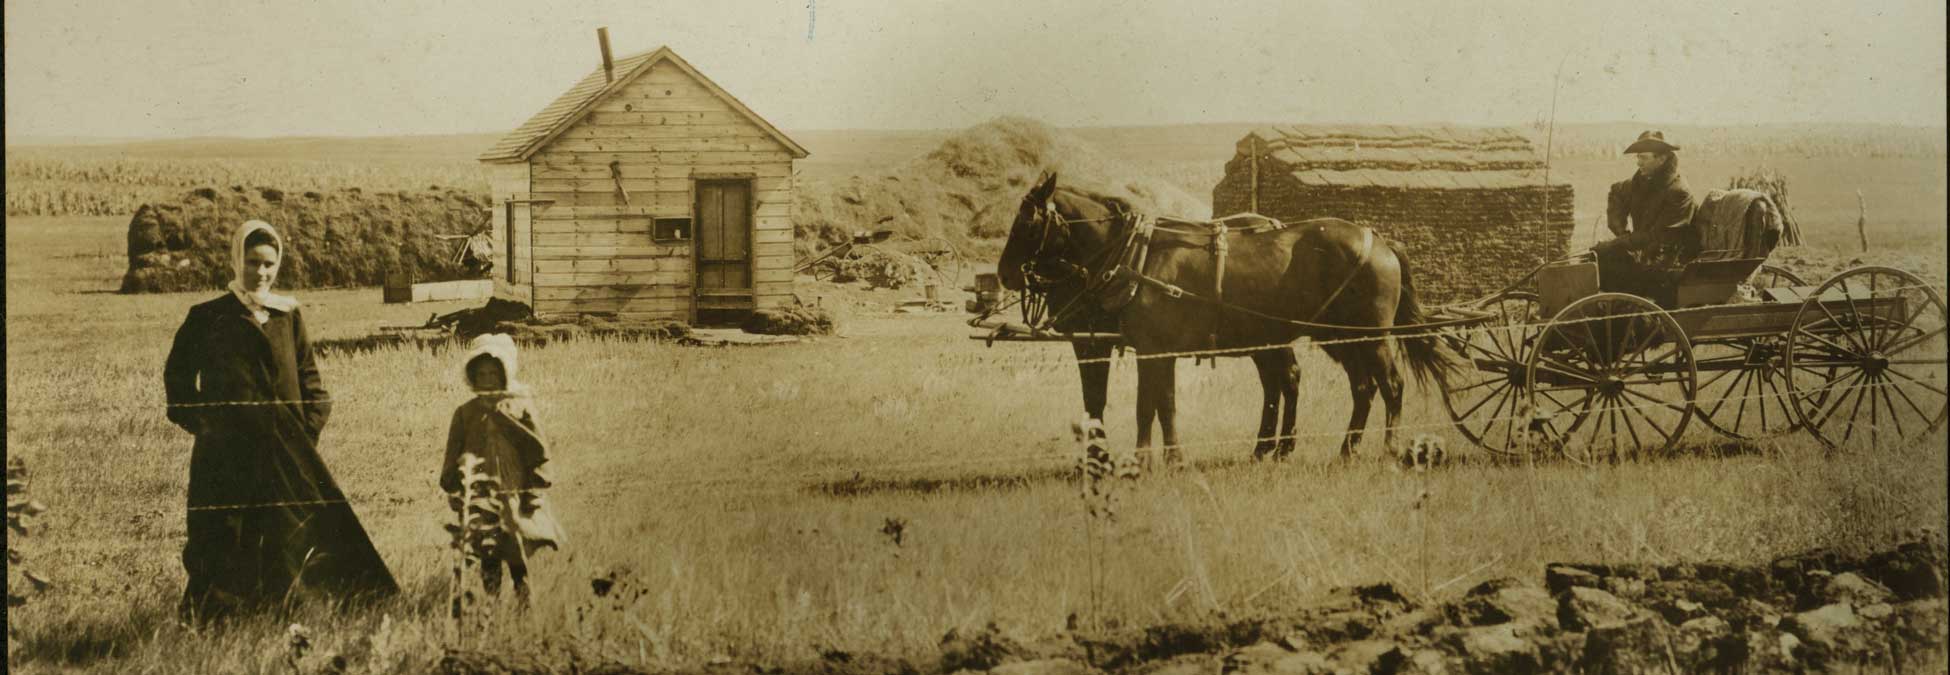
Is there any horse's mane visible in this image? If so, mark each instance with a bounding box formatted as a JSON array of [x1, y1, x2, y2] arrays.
[[1053, 186, 1135, 218]]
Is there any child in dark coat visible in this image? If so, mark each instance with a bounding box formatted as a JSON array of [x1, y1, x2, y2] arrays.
[[440, 334, 565, 601]]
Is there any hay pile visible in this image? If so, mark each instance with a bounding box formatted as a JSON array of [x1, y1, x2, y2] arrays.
[[119, 185, 489, 293], [792, 117, 1208, 256]]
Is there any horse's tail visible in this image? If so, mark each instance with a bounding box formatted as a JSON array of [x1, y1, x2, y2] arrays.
[[1390, 247, 1460, 389]]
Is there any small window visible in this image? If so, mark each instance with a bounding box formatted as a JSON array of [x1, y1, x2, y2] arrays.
[[654, 217, 690, 241]]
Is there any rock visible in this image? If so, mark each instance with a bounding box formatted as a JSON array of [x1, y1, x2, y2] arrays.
[[1859, 603, 1893, 620], [1673, 617, 1748, 673], [988, 659, 1095, 675], [940, 623, 1034, 672], [1558, 587, 1638, 632], [1599, 576, 1646, 600], [1781, 602, 1885, 666], [1819, 572, 1894, 607], [1128, 654, 1214, 675], [1449, 580, 1556, 628], [1679, 616, 1729, 639], [1649, 598, 1709, 625], [1871, 544, 1946, 601], [1544, 565, 1603, 596], [1576, 617, 1668, 675], [1221, 641, 1332, 674], [1327, 640, 1398, 673], [1458, 624, 1541, 674]]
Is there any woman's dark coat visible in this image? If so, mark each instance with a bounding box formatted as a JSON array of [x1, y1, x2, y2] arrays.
[[164, 294, 396, 618]]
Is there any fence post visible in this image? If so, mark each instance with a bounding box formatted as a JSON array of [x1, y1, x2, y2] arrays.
[[1855, 189, 1869, 252]]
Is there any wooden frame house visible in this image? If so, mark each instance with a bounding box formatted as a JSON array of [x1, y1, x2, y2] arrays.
[[479, 38, 809, 323]]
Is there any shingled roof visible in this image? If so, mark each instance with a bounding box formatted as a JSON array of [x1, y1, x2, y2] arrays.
[[1243, 124, 1564, 190], [479, 46, 809, 163]]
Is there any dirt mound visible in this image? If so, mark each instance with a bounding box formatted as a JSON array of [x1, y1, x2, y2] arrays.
[[792, 117, 1209, 256], [742, 306, 836, 336], [440, 538, 1945, 674], [312, 300, 690, 357], [118, 185, 489, 293]]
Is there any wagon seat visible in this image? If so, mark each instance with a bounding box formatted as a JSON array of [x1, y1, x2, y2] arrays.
[[1597, 188, 1791, 310], [1669, 188, 1792, 308]]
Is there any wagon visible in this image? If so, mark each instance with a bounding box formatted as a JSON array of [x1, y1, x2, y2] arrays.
[[1438, 246, 1947, 461]]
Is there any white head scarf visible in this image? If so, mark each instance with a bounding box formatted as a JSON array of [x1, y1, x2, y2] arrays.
[[227, 220, 300, 323], [460, 333, 530, 399]]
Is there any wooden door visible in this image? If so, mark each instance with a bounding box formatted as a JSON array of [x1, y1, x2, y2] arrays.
[[694, 179, 754, 320]]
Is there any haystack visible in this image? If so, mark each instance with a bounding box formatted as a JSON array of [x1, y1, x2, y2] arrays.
[[1213, 125, 1575, 303], [120, 185, 490, 293], [793, 117, 1207, 254]]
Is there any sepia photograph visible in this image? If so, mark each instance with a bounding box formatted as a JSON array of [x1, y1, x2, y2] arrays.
[[5, 1, 1946, 672]]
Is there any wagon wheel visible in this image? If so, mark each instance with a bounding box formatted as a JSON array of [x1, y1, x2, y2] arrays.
[[1693, 262, 1808, 440], [1440, 291, 1545, 458], [1752, 264, 1806, 291], [915, 236, 967, 289], [1526, 293, 1698, 463], [1784, 266, 1948, 452], [1693, 335, 1800, 441]]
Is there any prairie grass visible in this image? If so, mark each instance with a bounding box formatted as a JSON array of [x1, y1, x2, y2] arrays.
[[6, 212, 1947, 673]]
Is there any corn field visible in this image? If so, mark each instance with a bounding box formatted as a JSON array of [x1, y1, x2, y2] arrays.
[[5, 155, 487, 217]]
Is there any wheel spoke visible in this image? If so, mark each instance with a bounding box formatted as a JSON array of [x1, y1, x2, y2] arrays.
[[1793, 327, 1861, 359], [1840, 376, 1870, 444], [1808, 371, 1868, 431], [1624, 397, 1674, 443], [1883, 325, 1948, 358], [1730, 366, 1757, 433], [1451, 376, 1510, 395], [1458, 381, 1514, 420], [1619, 401, 1648, 451], [1460, 337, 1514, 363], [1877, 294, 1935, 353], [1487, 383, 1519, 451], [1534, 357, 1598, 384], [1622, 383, 1693, 416], [1618, 315, 1646, 363], [1635, 347, 1681, 370], [1759, 368, 1783, 433], [1866, 273, 1884, 352], [1885, 373, 1936, 422], [1816, 298, 1870, 355], [1882, 367, 1950, 398], [1876, 375, 1904, 441]]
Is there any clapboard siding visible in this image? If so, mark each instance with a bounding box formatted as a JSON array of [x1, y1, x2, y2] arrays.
[[530, 162, 791, 180], [488, 52, 800, 323], [530, 278, 690, 296]]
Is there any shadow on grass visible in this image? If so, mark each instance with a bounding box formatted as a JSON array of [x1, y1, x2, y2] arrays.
[[806, 437, 1787, 499], [8, 579, 451, 670], [806, 454, 1262, 498], [8, 594, 177, 667]]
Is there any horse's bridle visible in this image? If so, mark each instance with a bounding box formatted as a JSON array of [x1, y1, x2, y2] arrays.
[[1019, 200, 1123, 293]]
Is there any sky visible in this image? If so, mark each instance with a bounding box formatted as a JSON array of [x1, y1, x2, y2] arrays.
[[4, 0, 1945, 139]]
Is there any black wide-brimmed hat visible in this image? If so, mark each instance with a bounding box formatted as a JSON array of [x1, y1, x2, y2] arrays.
[[1623, 130, 1679, 154]]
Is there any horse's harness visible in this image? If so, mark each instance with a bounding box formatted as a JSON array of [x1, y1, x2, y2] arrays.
[[1015, 201, 1384, 351]]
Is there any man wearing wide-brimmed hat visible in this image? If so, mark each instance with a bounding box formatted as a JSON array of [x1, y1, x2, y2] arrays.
[[1594, 130, 1701, 303]]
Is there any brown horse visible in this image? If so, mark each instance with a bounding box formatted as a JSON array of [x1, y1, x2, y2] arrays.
[[997, 172, 1455, 464]]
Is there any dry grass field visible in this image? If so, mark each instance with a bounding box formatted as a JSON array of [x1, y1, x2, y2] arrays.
[[5, 126, 1948, 673]]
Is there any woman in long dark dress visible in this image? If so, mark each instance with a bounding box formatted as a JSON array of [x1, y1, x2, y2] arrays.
[[164, 220, 397, 620]]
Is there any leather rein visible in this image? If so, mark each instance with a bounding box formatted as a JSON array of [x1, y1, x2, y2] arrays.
[[1019, 201, 1488, 337]]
